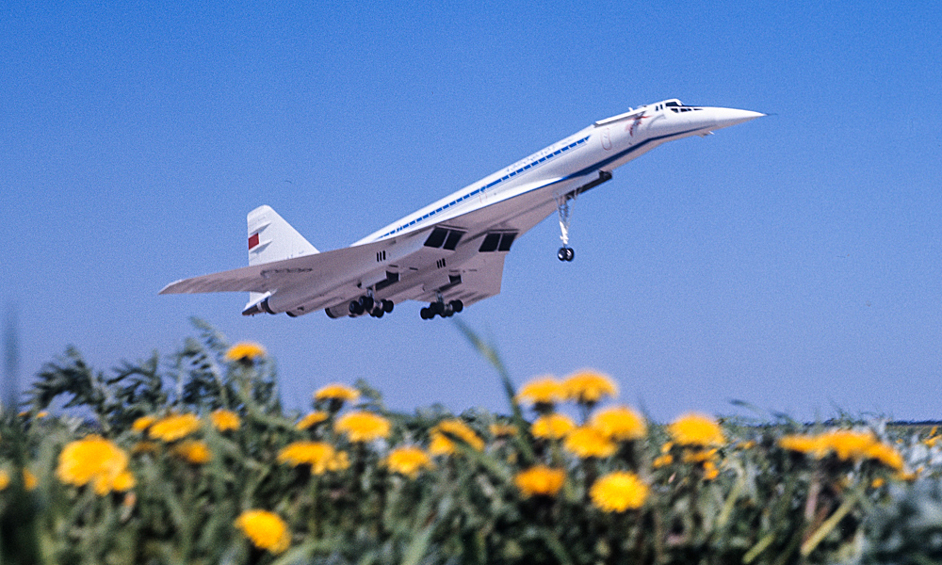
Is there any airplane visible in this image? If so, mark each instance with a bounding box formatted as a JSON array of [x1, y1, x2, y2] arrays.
[[160, 99, 763, 320]]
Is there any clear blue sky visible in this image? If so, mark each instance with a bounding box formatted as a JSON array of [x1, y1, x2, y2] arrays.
[[2, 1, 940, 421]]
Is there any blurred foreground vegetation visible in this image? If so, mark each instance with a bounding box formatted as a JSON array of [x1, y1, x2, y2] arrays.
[[1, 319, 941, 564]]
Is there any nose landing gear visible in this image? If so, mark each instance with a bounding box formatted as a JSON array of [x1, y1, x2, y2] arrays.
[[557, 247, 574, 262], [553, 170, 612, 261], [557, 195, 575, 262]]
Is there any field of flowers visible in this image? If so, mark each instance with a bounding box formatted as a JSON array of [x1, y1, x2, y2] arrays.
[[1, 319, 941, 564]]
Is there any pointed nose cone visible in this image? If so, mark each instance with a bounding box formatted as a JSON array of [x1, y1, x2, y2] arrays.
[[710, 107, 766, 130]]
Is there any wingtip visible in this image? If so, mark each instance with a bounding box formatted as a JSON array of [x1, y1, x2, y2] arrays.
[[158, 280, 184, 295]]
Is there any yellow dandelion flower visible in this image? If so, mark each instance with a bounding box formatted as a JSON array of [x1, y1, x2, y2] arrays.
[[314, 383, 361, 403], [515, 466, 566, 498], [329, 450, 350, 472], [296, 411, 329, 430], [23, 469, 38, 491], [429, 433, 456, 456], [235, 509, 290, 554], [590, 471, 649, 513], [703, 460, 719, 480], [440, 420, 486, 452], [515, 376, 566, 407], [0, 469, 39, 491], [925, 427, 940, 446], [682, 448, 719, 464], [335, 411, 391, 442], [652, 454, 674, 468], [132, 415, 157, 432], [564, 426, 617, 458], [111, 470, 135, 492], [532, 413, 576, 440], [489, 423, 518, 437], [818, 430, 876, 461], [385, 446, 434, 478], [589, 406, 646, 441], [210, 409, 241, 432], [865, 441, 905, 472], [563, 370, 618, 404], [429, 419, 485, 455], [172, 440, 212, 464], [668, 413, 726, 447], [56, 435, 133, 495], [277, 441, 342, 475], [149, 413, 201, 442], [132, 441, 159, 455], [779, 434, 827, 457], [224, 342, 267, 362]]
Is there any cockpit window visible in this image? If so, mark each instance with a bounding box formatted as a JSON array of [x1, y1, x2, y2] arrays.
[[651, 99, 699, 113]]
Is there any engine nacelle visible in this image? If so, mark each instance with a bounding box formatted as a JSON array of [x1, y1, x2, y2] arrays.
[[325, 304, 349, 319], [242, 296, 276, 316]]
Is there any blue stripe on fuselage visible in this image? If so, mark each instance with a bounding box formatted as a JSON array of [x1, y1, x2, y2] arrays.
[[560, 126, 706, 182], [374, 126, 706, 240]]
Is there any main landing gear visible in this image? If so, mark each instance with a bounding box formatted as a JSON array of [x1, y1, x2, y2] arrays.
[[557, 195, 575, 262], [348, 295, 394, 318], [420, 298, 463, 320]]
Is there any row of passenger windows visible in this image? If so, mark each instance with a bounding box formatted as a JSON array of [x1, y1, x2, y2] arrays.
[[379, 135, 591, 239]]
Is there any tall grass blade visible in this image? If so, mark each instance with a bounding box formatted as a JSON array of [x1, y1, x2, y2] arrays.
[[453, 319, 534, 462]]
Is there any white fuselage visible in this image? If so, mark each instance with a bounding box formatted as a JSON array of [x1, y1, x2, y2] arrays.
[[357, 99, 762, 247], [160, 98, 763, 319]]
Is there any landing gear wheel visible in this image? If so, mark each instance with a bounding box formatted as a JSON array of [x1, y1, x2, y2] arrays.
[[359, 296, 374, 311], [558, 247, 574, 262], [420, 307, 432, 320], [382, 300, 394, 313], [349, 300, 364, 315], [450, 300, 463, 313]]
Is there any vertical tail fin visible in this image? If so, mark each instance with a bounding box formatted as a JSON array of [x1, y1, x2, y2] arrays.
[[246, 205, 319, 313], [247, 205, 319, 266]]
